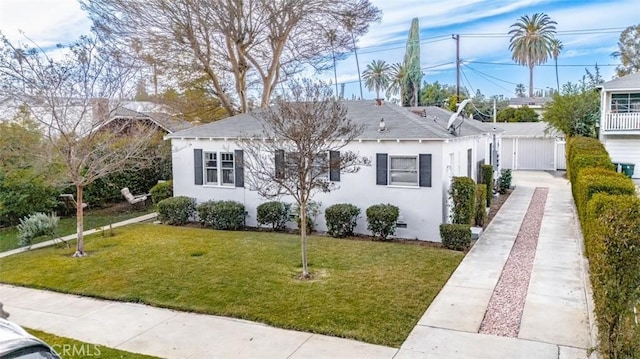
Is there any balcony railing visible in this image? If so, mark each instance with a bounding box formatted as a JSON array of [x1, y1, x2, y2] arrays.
[[603, 112, 640, 131]]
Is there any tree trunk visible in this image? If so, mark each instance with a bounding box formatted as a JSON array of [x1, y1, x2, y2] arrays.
[[352, 32, 363, 100], [300, 201, 309, 278], [555, 58, 560, 93], [332, 49, 338, 98], [529, 64, 534, 98], [73, 184, 85, 257], [414, 85, 418, 107]]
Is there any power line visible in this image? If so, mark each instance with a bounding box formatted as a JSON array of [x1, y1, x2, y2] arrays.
[[466, 60, 618, 67], [462, 64, 518, 93]]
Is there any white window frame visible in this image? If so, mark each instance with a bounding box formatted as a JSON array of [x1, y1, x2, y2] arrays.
[[203, 151, 235, 186], [389, 155, 418, 186], [204, 152, 218, 185], [220, 152, 235, 186], [611, 93, 640, 113]]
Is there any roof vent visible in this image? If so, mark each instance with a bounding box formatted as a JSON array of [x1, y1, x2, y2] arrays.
[[378, 118, 386, 132]]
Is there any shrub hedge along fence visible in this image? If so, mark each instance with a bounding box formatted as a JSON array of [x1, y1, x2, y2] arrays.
[[567, 136, 640, 358]]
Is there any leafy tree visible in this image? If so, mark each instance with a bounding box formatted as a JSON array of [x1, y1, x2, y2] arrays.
[[420, 81, 460, 107], [508, 13, 557, 97], [551, 38, 564, 92], [362, 60, 390, 100], [0, 109, 58, 225], [0, 34, 160, 257], [403, 18, 421, 106], [611, 24, 640, 77], [515, 83, 526, 97], [544, 81, 600, 137], [238, 80, 367, 278], [497, 106, 539, 122], [81, 0, 381, 114]]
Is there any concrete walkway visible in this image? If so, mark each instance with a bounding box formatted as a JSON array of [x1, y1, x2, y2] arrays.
[[397, 171, 595, 358], [0, 212, 158, 259], [0, 171, 595, 358], [0, 285, 397, 358]]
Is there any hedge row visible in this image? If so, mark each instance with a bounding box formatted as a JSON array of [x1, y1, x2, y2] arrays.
[[157, 197, 401, 240], [567, 136, 640, 358]]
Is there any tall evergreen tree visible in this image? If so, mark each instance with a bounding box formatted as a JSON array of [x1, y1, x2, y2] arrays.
[[402, 18, 421, 107]]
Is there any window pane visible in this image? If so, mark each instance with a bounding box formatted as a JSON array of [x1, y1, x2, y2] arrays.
[[206, 169, 217, 183], [390, 171, 417, 184], [391, 157, 417, 171], [222, 169, 234, 184]]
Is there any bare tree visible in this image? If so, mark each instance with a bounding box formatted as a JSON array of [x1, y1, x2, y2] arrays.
[[80, 0, 381, 114], [238, 80, 366, 278], [0, 34, 160, 257]]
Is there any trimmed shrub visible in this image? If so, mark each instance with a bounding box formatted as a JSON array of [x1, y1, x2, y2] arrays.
[[566, 136, 612, 185], [474, 184, 487, 227], [480, 164, 494, 206], [294, 201, 321, 234], [498, 169, 512, 194], [197, 200, 246, 230], [17, 212, 59, 247], [585, 194, 640, 358], [574, 167, 635, 222], [439, 224, 471, 251], [449, 177, 476, 225], [157, 196, 196, 225], [150, 180, 173, 204], [256, 201, 290, 231], [325, 203, 360, 238], [366, 204, 399, 240]]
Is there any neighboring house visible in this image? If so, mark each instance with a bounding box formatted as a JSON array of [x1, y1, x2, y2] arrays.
[[166, 100, 499, 241], [508, 97, 552, 119], [499, 122, 566, 171], [598, 72, 640, 178]]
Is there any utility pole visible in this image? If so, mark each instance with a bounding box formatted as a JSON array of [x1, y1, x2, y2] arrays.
[[452, 34, 460, 105]]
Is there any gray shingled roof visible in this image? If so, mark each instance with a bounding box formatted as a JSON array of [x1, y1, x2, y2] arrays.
[[496, 121, 561, 137], [508, 97, 552, 106], [110, 106, 193, 133], [600, 72, 640, 90], [167, 101, 492, 141]]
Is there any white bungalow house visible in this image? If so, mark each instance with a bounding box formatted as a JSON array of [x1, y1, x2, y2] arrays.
[[165, 100, 499, 241], [598, 72, 640, 178]]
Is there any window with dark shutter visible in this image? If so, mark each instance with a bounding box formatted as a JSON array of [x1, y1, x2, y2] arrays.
[[234, 150, 244, 187], [419, 154, 432, 187], [376, 153, 388, 185], [329, 151, 340, 181], [275, 149, 285, 179], [194, 149, 203, 185]]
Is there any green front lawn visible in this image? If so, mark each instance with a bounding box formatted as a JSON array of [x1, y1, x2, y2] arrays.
[[0, 205, 154, 252], [27, 328, 159, 359], [0, 225, 463, 347]]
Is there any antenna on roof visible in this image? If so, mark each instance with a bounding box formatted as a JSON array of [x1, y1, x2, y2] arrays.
[[447, 99, 471, 136]]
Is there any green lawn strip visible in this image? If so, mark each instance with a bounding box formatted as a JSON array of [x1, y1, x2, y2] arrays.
[[26, 328, 159, 359], [0, 206, 154, 252], [0, 225, 463, 347]]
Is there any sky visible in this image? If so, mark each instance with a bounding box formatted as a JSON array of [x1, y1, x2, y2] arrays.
[[0, 0, 637, 100]]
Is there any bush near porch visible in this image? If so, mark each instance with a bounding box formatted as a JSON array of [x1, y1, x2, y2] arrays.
[[0, 224, 463, 347]]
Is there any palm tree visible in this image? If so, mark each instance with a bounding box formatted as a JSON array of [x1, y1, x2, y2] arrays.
[[344, 16, 363, 99], [550, 38, 563, 93], [386, 62, 407, 104], [327, 29, 339, 98], [508, 13, 557, 97], [362, 60, 390, 100]]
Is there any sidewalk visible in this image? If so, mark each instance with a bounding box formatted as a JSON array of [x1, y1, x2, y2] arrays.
[[0, 212, 158, 259], [0, 285, 397, 359], [397, 171, 594, 359]]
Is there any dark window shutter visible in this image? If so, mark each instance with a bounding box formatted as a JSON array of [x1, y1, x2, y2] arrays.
[[419, 154, 432, 187], [329, 150, 340, 182], [194, 149, 203, 185], [376, 153, 388, 185], [234, 150, 244, 188], [275, 149, 285, 179]]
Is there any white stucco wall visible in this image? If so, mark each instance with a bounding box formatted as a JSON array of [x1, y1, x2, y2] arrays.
[[170, 137, 486, 241], [601, 135, 640, 178]]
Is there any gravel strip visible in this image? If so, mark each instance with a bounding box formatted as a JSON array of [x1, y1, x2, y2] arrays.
[[478, 187, 548, 337]]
